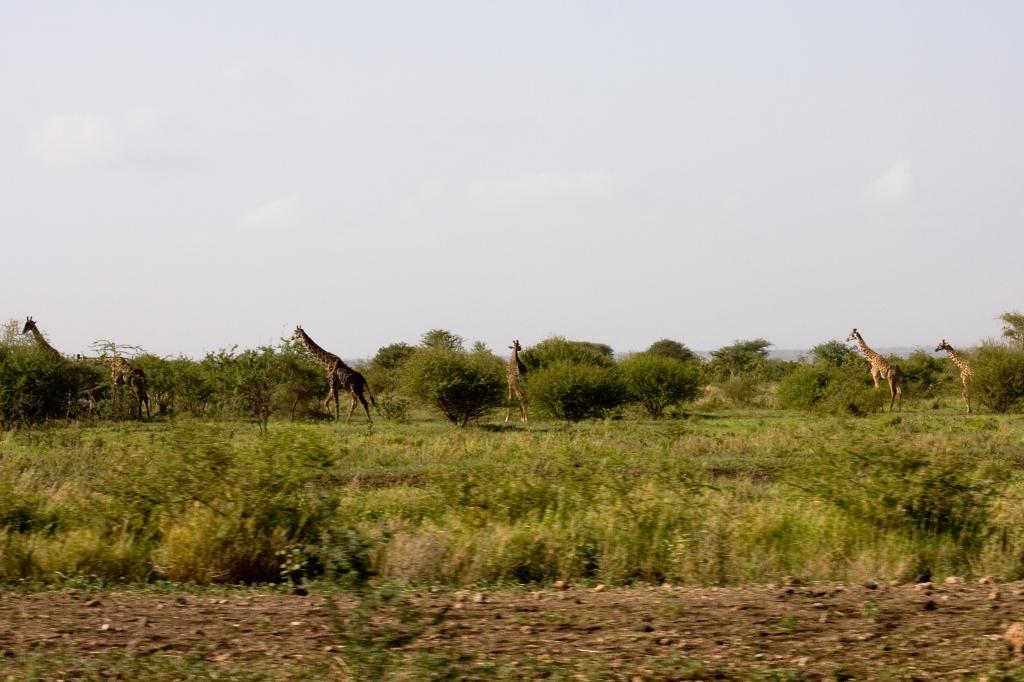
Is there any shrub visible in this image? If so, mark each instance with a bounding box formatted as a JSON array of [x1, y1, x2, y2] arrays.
[[778, 362, 879, 415], [520, 337, 614, 371], [972, 343, 1024, 413], [901, 350, 956, 400], [400, 349, 504, 425], [528, 361, 628, 422], [0, 345, 84, 426], [619, 354, 701, 418]]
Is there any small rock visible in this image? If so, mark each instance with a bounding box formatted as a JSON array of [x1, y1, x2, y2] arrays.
[[1005, 622, 1024, 655], [944, 576, 964, 585], [175, 596, 188, 606], [913, 582, 934, 592], [592, 584, 606, 593], [471, 592, 486, 604], [922, 599, 937, 611], [812, 602, 826, 609], [793, 656, 810, 667], [289, 621, 303, 627], [519, 625, 534, 635], [979, 576, 997, 585], [782, 576, 802, 587], [85, 599, 102, 608], [819, 613, 829, 623], [215, 598, 229, 604], [988, 590, 1001, 601], [661, 583, 673, 590], [862, 580, 879, 590], [636, 621, 655, 633], [452, 602, 465, 610], [553, 580, 568, 590], [291, 587, 308, 597], [98, 623, 111, 631]]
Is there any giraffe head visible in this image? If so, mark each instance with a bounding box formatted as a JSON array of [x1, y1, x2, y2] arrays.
[[293, 326, 305, 342], [846, 328, 860, 343], [936, 339, 952, 353], [509, 340, 522, 353], [21, 317, 38, 335]]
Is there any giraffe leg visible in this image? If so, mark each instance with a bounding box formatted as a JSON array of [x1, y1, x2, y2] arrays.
[[357, 390, 372, 422], [346, 392, 358, 423], [505, 384, 513, 423], [963, 380, 972, 414]]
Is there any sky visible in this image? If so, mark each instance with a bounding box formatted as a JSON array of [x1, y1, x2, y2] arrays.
[[3, 2, 1023, 359]]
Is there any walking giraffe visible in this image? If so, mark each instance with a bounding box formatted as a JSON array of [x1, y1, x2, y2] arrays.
[[74, 354, 150, 420], [847, 328, 903, 412], [504, 339, 528, 423], [293, 326, 376, 422], [936, 339, 973, 413], [22, 317, 107, 411]]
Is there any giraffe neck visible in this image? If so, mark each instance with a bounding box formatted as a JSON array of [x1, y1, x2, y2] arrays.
[[28, 327, 61, 358], [944, 345, 971, 374], [296, 328, 347, 371], [854, 335, 881, 362]]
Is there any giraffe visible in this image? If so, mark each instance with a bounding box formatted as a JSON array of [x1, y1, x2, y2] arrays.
[[21, 316, 61, 358], [504, 339, 528, 423], [22, 317, 107, 412], [75, 354, 150, 420], [936, 339, 973, 413], [293, 326, 376, 422], [846, 328, 903, 412]]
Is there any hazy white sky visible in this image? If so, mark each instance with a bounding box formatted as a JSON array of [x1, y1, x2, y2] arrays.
[[3, 2, 1022, 359]]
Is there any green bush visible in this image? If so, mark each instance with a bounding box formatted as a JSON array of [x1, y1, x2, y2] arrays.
[[972, 343, 1024, 413], [0, 345, 84, 426], [528, 361, 628, 422], [400, 349, 504, 425], [619, 354, 701, 418], [901, 350, 957, 400], [778, 362, 879, 415], [365, 342, 417, 395], [520, 337, 614, 371]]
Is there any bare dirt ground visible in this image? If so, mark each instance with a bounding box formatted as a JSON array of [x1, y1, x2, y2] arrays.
[[3, 580, 1024, 680]]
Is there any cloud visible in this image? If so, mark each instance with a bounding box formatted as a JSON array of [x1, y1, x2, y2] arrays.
[[28, 115, 122, 167], [468, 172, 618, 206], [28, 110, 193, 169], [867, 160, 913, 202], [239, 195, 303, 233]]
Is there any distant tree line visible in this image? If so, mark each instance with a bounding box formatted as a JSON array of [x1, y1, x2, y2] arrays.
[[3, 311, 1024, 428]]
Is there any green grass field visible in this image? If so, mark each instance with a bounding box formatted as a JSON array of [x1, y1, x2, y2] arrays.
[[3, 410, 1023, 590]]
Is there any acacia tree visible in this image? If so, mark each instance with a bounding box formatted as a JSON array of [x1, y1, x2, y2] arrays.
[[420, 329, 465, 352], [708, 338, 772, 380], [1001, 311, 1024, 349], [646, 338, 698, 363]]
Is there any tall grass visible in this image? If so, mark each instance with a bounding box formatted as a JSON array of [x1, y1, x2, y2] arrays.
[[1, 412, 1023, 588]]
